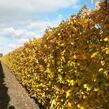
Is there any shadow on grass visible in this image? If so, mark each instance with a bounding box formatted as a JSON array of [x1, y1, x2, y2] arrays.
[[0, 61, 10, 109]]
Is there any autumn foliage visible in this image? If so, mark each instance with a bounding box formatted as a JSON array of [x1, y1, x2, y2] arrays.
[[2, 1, 109, 109]]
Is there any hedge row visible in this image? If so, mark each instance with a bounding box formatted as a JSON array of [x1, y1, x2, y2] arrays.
[[2, 3, 109, 109]]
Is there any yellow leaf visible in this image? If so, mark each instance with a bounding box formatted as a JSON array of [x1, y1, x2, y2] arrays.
[[104, 37, 108, 41], [66, 90, 71, 98], [58, 68, 63, 72], [69, 80, 75, 86], [91, 51, 99, 58], [101, 61, 105, 66], [94, 88, 99, 92], [106, 50, 109, 54], [102, 47, 109, 54], [83, 84, 91, 91], [73, 55, 77, 59], [99, 68, 103, 72], [58, 33, 61, 36], [83, 84, 87, 88], [77, 104, 85, 109], [68, 102, 72, 107], [83, 95, 86, 99], [80, 106, 85, 109]]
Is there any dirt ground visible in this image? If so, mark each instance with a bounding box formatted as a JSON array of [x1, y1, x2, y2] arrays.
[[0, 62, 39, 109]]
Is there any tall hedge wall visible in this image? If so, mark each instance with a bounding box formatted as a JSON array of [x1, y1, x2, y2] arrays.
[[2, 3, 109, 109]]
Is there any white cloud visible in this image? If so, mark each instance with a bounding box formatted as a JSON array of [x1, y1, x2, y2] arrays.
[[3, 14, 63, 38], [27, 15, 63, 31], [4, 27, 37, 38], [0, 46, 3, 51], [0, 0, 79, 14], [18, 38, 29, 44], [8, 43, 18, 49], [7, 38, 29, 51], [0, 0, 80, 25], [27, 21, 53, 31]]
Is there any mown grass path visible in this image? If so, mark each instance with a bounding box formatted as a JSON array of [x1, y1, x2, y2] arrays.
[[0, 61, 39, 109]]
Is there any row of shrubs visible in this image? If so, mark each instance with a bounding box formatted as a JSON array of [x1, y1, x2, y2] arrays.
[[2, 3, 109, 109]]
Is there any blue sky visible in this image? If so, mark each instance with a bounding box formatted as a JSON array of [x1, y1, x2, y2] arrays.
[[0, 0, 97, 54]]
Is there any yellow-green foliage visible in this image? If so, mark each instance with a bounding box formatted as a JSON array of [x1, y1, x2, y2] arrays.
[[1, 55, 9, 65], [3, 3, 109, 109]]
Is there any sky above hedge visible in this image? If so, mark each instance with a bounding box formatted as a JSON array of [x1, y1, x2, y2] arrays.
[[0, 0, 97, 54]]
